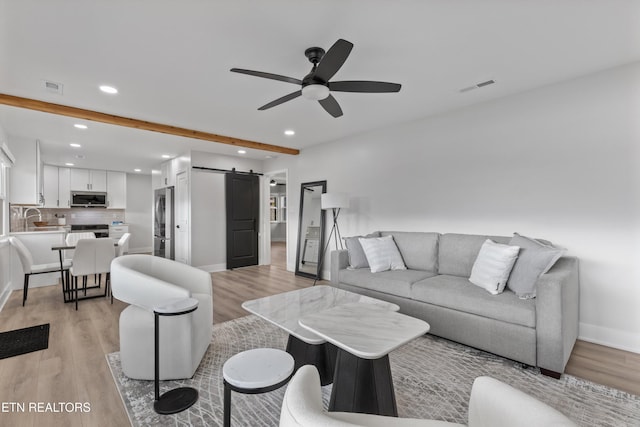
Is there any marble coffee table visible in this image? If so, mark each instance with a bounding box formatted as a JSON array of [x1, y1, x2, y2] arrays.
[[299, 302, 430, 416], [242, 285, 399, 385]]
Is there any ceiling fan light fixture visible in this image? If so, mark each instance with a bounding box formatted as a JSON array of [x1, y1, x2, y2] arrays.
[[301, 84, 330, 101]]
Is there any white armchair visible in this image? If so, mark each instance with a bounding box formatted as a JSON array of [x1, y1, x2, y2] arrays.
[[111, 255, 213, 380], [280, 366, 576, 427]]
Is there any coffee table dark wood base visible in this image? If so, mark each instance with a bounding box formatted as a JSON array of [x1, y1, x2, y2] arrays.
[[286, 335, 337, 386], [329, 349, 397, 417]]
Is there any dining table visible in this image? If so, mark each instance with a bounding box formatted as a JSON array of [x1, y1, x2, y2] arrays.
[[51, 241, 118, 303]]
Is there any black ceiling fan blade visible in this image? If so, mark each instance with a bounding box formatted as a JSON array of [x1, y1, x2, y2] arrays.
[[318, 95, 343, 118], [230, 68, 302, 85], [258, 90, 302, 110], [329, 81, 401, 93], [313, 39, 353, 82]]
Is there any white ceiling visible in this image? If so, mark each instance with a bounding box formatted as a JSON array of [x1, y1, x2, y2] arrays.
[[1, 0, 639, 173]]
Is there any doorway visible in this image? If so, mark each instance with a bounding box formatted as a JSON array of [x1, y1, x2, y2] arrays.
[[225, 172, 260, 269]]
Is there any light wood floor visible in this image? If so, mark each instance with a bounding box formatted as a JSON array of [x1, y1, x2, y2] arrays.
[[0, 245, 637, 426]]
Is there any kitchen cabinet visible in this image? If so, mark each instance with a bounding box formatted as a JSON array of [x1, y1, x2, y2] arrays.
[[160, 160, 175, 188], [70, 168, 107, 192], [107, 171, 127, 209], [58, 167, 71, 208], [42, 165, 59, 208], [9, 139, 43, 205]]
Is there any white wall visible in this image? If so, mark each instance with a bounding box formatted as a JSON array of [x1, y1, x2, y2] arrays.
[[190, 151, 263, 271], [125, 173, 152, 253], [266, 62, 640, 353]]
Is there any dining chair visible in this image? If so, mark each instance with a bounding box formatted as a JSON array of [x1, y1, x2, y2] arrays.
[[9, 236, 71, 306], [64, 232, 96, 261], [116, 233, 131, 257], [69, 238, 115, 310]]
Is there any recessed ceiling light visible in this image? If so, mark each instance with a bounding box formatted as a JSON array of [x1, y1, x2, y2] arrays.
[[284, 129, 295, 136], [65, 162, 74, 166], [74, 124, 88, 129], [265, 155, 273, 159], [99, 85, 118, 94], [134, 168, 141, 172], [69, 143, 81, 148], [161, 154, 171, 159], [238, 150, 246, 154]]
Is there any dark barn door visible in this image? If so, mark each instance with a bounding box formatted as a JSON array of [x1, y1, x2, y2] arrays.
[[225, 173, 260, 269]]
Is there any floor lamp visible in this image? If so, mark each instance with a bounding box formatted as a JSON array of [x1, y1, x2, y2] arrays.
[[314, 192, 349, 285]]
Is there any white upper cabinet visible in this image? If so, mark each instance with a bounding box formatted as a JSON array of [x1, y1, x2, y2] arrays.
[[42, 164, 59, 208], [106, 171, 126, 209], [154, 158, 178, 189], [9, 138, 42, 205], [58, 167, 71, 208], [70, 168, 107, 192]]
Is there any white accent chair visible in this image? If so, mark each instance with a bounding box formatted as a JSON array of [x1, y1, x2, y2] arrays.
[[279, 366, 577, 427], [115, 232, 131, 257], [69, 238, 115, 310], [111, 255, 213, 380], [9, 236, 71, 306]]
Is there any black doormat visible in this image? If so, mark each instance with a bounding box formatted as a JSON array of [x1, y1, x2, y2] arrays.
[[0, 323, 50, 360]]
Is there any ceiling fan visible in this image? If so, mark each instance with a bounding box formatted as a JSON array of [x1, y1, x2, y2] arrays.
[[230, 39, 401, 118]]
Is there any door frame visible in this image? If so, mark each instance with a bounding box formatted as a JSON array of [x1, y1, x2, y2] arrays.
[[261, 169, 288, 268]]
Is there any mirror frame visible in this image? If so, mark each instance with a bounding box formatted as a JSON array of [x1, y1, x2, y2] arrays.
[[294, 180, 327, 279]]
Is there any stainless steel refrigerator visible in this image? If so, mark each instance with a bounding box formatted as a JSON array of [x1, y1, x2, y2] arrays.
[[154, 186, 174, 259]]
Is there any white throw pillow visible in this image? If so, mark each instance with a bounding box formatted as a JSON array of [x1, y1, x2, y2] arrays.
[[359, 235, 407, 273], [469, 239, 520, 295]]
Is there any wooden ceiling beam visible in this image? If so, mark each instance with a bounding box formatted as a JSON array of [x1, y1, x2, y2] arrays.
[[0, 93, 300, 155]]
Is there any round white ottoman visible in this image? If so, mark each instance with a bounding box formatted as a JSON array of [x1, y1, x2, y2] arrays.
[[222, 348, 294, 427]]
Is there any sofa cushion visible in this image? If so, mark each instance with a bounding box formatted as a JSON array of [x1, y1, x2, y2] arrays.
[[343, 232, 380, 269], [438, 233, 510, 277], [339, 268, 437, 299], [410, 275, 536, 328], [507, 233, 566, 299], [359, 235, 407, 273], [469, 239, 520, 295], [380, 231, 439, 272]]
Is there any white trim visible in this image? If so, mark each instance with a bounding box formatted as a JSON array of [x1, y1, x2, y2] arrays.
[[0, 282, 12, 312], [195, 263, 226, 273], [579, 322, 640, 354]]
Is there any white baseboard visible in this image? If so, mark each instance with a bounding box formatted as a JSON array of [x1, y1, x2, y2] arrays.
[[196, 263, 227, 273], [579, 322, 640, 354]]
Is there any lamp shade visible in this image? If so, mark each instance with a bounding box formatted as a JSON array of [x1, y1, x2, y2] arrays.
[[321, 193, 349, 210]]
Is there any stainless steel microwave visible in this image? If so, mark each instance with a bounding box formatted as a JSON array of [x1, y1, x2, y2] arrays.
[[71, 191, 107, 207]]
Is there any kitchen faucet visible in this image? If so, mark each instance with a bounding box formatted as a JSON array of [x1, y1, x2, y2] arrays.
[[23, 207, 42, 227]]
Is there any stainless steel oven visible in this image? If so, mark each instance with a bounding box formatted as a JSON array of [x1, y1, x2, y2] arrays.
[[70, 224, 109, 238]]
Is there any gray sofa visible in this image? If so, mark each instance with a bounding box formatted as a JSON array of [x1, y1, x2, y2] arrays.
[[330, 231, 579, 378]]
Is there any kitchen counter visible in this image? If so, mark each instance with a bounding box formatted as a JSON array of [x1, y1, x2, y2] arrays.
[[10, 227, 68, 234]]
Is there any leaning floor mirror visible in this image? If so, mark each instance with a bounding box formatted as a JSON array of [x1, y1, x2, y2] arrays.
[[295, 181, 326, 279]]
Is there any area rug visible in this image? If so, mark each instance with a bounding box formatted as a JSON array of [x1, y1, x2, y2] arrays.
[[0, 323, 49, 360], [107, 315, 640, 427]]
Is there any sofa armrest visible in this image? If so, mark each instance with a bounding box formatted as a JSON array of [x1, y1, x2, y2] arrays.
[[330, 250, 349, 285], [535, 256, 580, 374]]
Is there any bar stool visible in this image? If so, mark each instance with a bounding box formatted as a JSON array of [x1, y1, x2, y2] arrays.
[[222, 348, 294, 427]]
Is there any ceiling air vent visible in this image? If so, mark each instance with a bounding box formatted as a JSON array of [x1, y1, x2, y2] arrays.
[[41, 79, 64, 95], [459, 79, 495, 93]]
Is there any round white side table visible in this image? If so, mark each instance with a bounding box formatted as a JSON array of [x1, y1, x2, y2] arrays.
[[222, 348, 294, 427]]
